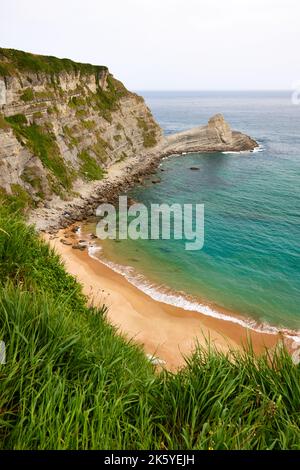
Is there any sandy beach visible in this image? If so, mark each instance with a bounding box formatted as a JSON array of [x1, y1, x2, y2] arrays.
[[45, 230, 282, 371]]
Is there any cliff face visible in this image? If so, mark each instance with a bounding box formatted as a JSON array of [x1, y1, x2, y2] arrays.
[[0, 49, 258, 219], [0, 48, 162, 207]]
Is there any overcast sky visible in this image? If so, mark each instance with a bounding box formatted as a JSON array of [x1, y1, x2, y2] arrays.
[[1, 0, 300, 91]]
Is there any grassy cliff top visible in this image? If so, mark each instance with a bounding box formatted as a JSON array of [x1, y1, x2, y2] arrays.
[[0, 47, 108, 77]]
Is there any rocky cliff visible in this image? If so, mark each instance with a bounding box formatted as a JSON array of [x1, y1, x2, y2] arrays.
[[0, 48, 162, 209], [0, 49, 257, 221], [163, 113, 257, 155]]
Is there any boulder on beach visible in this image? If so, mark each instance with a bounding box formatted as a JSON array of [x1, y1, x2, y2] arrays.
[[72, 244, 87, 251], [60, 239, 72, 246]]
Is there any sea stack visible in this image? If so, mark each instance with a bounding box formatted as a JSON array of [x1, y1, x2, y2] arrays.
[[163, 113, 257, 155]]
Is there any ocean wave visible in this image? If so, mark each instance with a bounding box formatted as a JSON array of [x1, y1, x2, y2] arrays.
[[252, 144, 264, 153], [222, 151, 245, 155], [222, 144, 264, 155], [87, 247, 300, 340]]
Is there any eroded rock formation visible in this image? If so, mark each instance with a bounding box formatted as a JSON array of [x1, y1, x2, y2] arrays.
[[0, 49, 257, 220], [163, 113, 257, 155]]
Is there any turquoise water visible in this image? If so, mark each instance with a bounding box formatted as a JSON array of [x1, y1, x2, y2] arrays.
[[90, 92, 300, 332]]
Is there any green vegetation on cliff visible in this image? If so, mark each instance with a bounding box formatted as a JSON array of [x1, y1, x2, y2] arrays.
[[137, 116, 158, 148], [20, 87, 35, 102], [0, 48, 108, 78], [0, 184, 33, 212], [79, 150, 105, 181], [5, 115, 74, 190], [91, 75, 129, 122], [0, 205, 300, 449], [0, 48, 161, 211]]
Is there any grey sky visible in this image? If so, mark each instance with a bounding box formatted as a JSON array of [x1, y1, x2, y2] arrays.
[[1, 0, 299, 90]]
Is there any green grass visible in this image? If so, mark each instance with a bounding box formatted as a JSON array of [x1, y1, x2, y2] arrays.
[[5, 116, 73, 190], [20, 87, 34, 102], [0, 48, 299, 451], [0, 205, 299, 449], [92, 135, 110, 163], [81, 120, 96, 131], [79, 150, 105, 181], [21, 167, 45, 200], [93, 75, 128, 123], [63, 125, 79, 148], [136, 117, 158, 148], [0, 48, 108, 78], [5, 113, 27, 126], [0, 185, 32, 213], [33, 111, 43, 120], [35, 90, 55, 100], [75, 108, 88, 118], [68, 96, 86, 109]]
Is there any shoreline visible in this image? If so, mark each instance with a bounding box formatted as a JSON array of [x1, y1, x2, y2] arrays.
[[28, 115, 258, 234], [28, 148, 165, 233], [30, 115, 289, 371], [87, 242, 298, 339], [46, 229, 287, 371]]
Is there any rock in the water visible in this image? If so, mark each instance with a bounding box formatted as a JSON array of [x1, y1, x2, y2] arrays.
[[190, 167, 200, 171], [208, 113, 232, 144], [163, 113, 257, 154]]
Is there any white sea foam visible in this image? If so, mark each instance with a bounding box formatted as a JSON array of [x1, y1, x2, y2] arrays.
[[222, 151, 244, 155], [222, 144, 264, 155], [251, 144, 264, 153], [287, 335, 300, 345], [87, 248, 300, 340], [88, 245, 102, 256], [222, 150, 252, 155]]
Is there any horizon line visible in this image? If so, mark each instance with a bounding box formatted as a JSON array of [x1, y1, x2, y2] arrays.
[[134, 89, 292, 92]]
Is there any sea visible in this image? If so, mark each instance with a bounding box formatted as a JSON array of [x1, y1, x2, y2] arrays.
[[84, 91, 300, 336]]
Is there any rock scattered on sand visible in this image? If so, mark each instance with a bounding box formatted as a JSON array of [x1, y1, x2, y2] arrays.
[[60, 239, 72, 246], [72, 244, 86, 251]]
